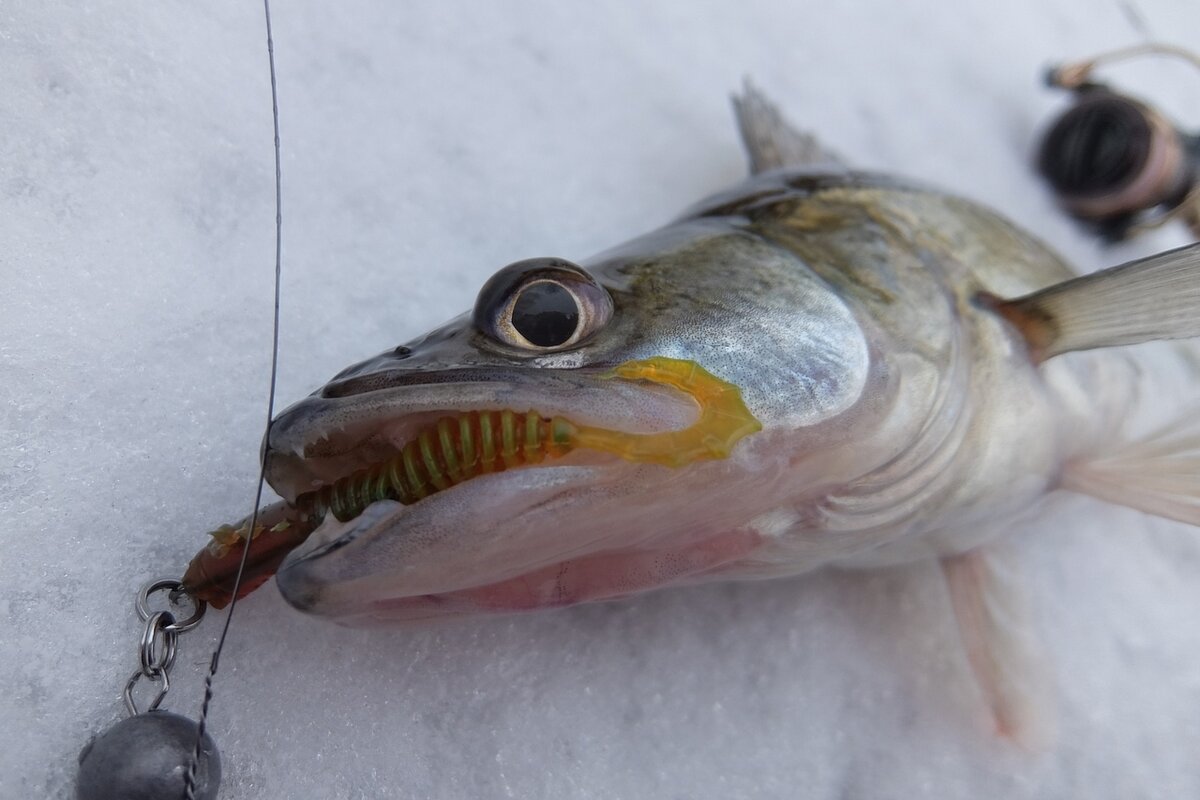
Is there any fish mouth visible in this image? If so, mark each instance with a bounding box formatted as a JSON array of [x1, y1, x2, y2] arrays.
[[262, 358, 764, 622]]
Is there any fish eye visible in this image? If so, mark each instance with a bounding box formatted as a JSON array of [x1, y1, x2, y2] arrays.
[[473, 258, 613, 352]]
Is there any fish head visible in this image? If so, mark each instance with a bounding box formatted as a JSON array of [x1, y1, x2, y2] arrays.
[[269, 216, 873, 624]]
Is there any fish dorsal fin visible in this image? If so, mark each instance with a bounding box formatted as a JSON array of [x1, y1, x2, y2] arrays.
[[982, 242, 1200, 361], [731, 80, 843, 174]]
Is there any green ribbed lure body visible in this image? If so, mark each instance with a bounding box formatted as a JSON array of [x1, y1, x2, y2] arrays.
[[299, 409, 576, 522]]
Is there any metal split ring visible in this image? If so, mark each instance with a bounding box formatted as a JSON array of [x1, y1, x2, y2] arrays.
[[120, 577, 208, 717], [139, 610, 179, 677], [136, 578, 206, 633]]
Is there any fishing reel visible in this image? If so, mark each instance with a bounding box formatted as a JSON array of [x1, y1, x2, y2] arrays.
[[1037, 43, 1200, 242]]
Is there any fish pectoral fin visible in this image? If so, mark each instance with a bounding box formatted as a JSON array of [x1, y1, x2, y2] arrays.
[[1063, 409, 1200, 526], [982, 242, 1200, 362], [731, 79, 844, 174], [940, 547, 1056, 749]]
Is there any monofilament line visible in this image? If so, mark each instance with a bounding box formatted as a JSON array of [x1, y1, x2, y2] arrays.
[[183, 1, 284, 796]]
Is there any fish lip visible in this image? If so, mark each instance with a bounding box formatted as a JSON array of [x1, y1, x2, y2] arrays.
[[263, 364, 699, 504], [319, 365, 535, 399], [274, 466, 609, 617], [274, 463, 763, 624]]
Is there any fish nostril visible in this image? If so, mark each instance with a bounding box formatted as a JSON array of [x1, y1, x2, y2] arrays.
[[393, 346, 412, 358]]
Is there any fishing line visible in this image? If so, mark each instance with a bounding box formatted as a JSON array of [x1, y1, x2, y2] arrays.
[[182, 0, 286, 796], [73, 5, 288, 797]]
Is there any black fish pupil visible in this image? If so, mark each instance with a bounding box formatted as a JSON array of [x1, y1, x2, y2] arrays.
[[511, 282, 579, 347]]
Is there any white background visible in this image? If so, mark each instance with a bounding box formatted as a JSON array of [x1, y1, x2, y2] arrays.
[[4, 2, 1199, 798]]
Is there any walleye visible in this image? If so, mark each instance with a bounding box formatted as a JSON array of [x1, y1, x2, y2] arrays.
[[183, 85, 1199, 742]]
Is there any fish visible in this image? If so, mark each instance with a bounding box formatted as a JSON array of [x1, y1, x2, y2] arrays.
[[182, 84, 1200, 743]]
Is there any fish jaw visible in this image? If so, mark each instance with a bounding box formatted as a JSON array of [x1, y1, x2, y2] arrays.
[[274, 458, 771, 625]]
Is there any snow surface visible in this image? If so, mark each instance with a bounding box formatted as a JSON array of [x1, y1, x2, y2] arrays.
[[3, 2, 1199, 798]]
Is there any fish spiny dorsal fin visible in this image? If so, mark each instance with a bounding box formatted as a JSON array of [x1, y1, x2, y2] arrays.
[[731, 80, 843, 174], [981, 242, 1200, 362]]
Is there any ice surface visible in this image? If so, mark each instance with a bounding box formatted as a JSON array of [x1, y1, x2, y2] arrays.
[[3, 2, 1199, 798]]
